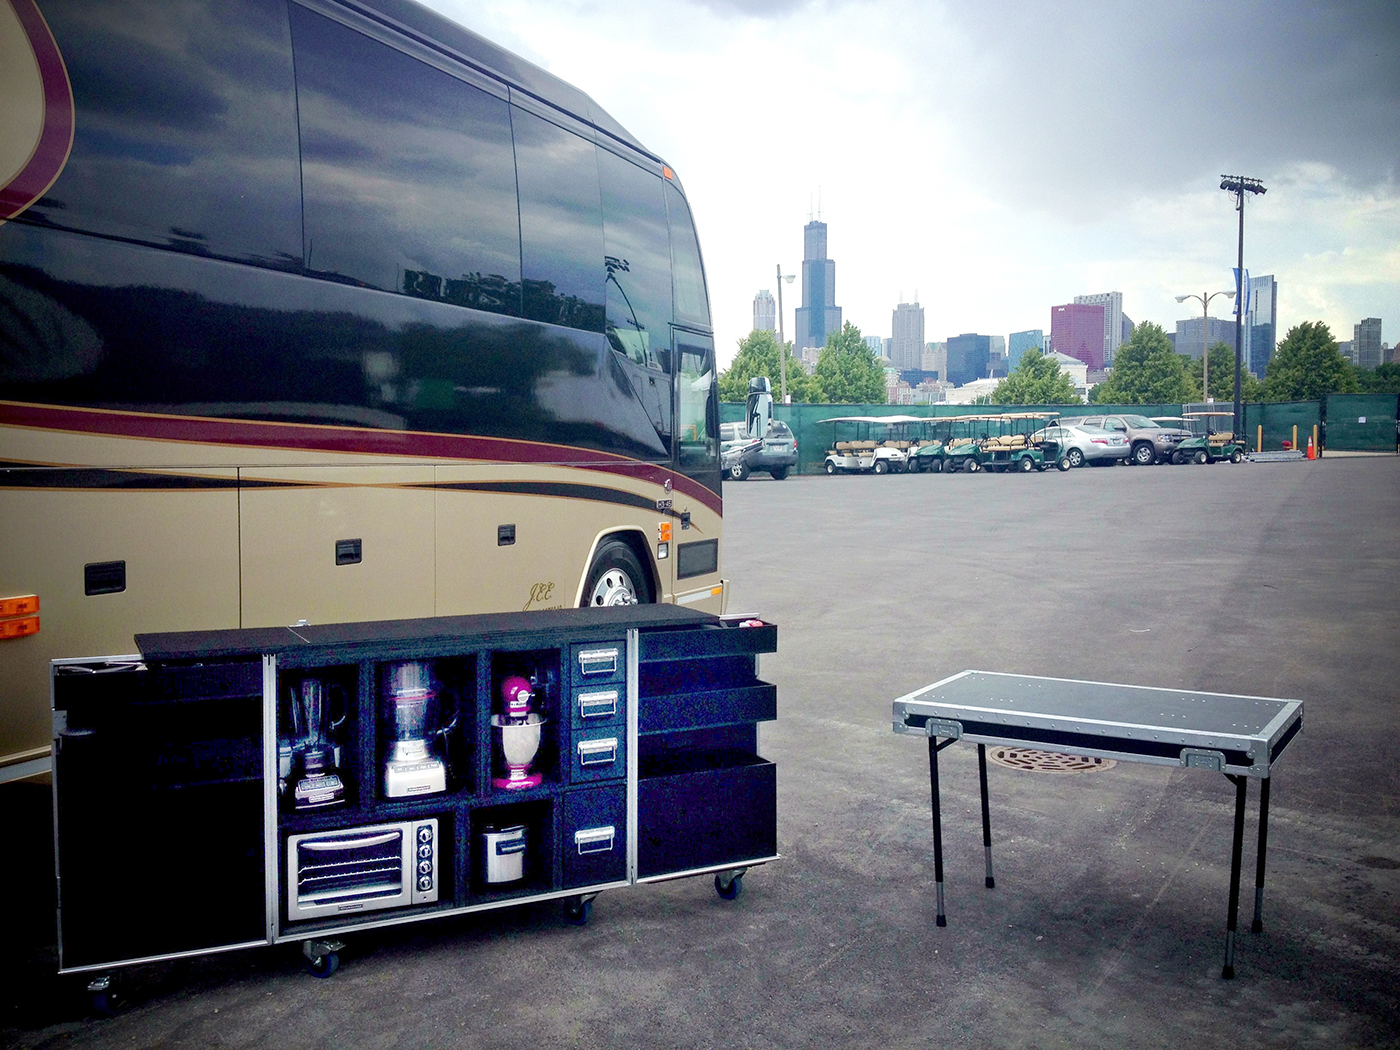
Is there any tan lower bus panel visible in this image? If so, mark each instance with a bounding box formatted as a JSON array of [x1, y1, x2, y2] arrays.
[[238, 465, 436, 629], [0, 474, 241, 771]]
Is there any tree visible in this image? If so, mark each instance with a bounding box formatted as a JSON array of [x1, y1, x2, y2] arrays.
[[718, 329, 814, 403], [1203, 341, 1264, 403], [1355, 361, 1400, 395], [1263, 322, 1358, 402], [1089, 321, 1197, 404], [992, 348, 1080, 405], [812, 321, 887, 403]]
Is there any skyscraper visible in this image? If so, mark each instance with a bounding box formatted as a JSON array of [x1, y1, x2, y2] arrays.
[[890, 300, 925, 371], [1008, 330, 1043, 370], [1355, 317, 1383, 370], [1245, 275, 1277, 374], [1174, 316, 1235, 359], [1050, 303, 1105, 371], [752, 289, 776, 334], [1073, 291, 1124, 366], [945, 333, 992, 387], [794, 220, 841, 351]]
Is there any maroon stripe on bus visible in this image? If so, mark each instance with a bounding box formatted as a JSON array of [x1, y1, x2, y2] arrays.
[[1, 0, 75, 220], [0, 401, 723, 514]]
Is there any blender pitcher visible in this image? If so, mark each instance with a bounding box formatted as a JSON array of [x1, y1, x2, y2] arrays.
[[287, 676, 346, 809], [382, 661, 450, 797]]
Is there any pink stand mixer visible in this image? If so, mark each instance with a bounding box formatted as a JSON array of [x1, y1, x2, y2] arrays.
[[491, 675, 544, 790]]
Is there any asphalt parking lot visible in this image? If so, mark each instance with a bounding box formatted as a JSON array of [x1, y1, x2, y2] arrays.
[[4, 455, 1399, 1049]]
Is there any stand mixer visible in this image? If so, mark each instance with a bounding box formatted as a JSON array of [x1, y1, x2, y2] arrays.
[[491, 674, 544, 790]]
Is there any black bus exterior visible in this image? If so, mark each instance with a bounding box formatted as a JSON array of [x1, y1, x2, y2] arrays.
[[0, 0, 723, 777]]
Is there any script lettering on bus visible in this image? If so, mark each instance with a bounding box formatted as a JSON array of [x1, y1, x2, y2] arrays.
[[523, 582, 557, 611]]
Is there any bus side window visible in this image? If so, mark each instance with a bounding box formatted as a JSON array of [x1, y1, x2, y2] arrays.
[[513, 108, 605, 332], [599, 149, 672, 372], [665, 184, 710, 329], [291, 5, 521, 315], [27, 0, 301, 268]]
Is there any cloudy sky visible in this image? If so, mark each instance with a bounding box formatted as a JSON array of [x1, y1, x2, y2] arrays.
[[429, 0, 1399, 368]]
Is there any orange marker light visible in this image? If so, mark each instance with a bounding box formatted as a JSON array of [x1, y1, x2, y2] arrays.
[[0, 616, 39, 640], [658, 521, 673, 543], [0, 594, 39, 617], [662, 166, 674, 180]]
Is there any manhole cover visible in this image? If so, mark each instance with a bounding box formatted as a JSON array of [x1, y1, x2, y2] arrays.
[[987, 746, 1116, 774]]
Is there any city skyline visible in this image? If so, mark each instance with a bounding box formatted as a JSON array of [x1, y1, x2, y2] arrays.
[[425, 0, 1397, 370]]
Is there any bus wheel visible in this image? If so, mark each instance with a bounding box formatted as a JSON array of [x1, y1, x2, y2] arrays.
[[583, 539, 652, 607]]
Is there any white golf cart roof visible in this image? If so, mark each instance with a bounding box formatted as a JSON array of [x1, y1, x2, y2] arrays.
[[818, 415, 930, 425]]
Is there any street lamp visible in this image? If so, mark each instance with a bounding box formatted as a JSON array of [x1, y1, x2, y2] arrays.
[[1220, 175, 1266, 440], [1175, 289, 1235, 401], [775, 264, 796, 403]]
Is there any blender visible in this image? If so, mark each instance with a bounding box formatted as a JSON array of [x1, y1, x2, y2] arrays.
[[491, 674, 544, 790], [286, 677, 346, 810], [382, 661, 452, 797]]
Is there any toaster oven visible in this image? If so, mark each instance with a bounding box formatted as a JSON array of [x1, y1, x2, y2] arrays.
[[286, 818, 439, 921]]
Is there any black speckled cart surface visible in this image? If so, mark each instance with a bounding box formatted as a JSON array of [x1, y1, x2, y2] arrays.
[[893, 670, 1303, 979]]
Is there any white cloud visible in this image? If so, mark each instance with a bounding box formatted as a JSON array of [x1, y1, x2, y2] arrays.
[[425, 0, 1400, 364]]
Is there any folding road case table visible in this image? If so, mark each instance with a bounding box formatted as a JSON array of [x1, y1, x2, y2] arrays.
[[892, 670, 1303, 979]]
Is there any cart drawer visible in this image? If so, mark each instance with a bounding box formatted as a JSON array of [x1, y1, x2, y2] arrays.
[[571, 685, 624, 730], [563, 786, 626, 888], [570, 641, 626, 686], [639, 683, 776, 734], [638, 621, 776, 663], [637, 755, 776, 878], [570, 729, 625, 783]]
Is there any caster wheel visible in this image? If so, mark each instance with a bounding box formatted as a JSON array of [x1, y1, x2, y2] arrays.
[[307, 952, 340, 978], [714, 873, 743, 900], [565, 897, 592, 925]]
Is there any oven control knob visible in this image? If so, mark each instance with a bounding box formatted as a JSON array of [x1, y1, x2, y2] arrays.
[[418, 825, 433, 843], [419, 860, 432, 875], [418, 843, 432, 860], [418, 875, 432, 892]]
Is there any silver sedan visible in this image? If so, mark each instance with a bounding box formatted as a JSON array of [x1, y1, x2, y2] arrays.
[[1030, 423, 1130, 467]]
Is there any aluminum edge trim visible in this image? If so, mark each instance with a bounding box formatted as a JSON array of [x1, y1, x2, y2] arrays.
[[964, 669, 1307, 706], [263, 656, 280, 945], [890, 669, 976, 708], [896, 700, 1265, 753], [1258, 701, 1304, 748], [270, 881, 633, 944], [58, 938, 273, 977], [634, 855, 779, 886], [949, 733, 1268, 778], [626, 627, 639, 885], [50, 660, 64, 971]]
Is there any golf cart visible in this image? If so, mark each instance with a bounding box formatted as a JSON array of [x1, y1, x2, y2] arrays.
[[1176, 411, 1247, 464], [976, 412, 1068, 472], [820, 416, 914, 475]]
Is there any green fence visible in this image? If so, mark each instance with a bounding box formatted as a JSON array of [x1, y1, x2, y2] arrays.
[[722, 402, 1186, 475], [1243, 401, 1322, 453], [1324, 393, 1398, 452]]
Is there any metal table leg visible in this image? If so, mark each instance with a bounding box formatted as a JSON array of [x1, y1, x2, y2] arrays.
[[928, 734, 946, 926], [978, 743, 995, 889], [1252, 776, 1271, 934], [1223, 774, 1248, 979]]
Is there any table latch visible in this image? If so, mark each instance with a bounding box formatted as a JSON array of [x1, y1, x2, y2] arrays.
[[925, 718, 963, 741], [1181, 748, 1226, 772]]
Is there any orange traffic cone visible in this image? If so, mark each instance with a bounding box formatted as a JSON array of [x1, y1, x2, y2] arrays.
[[1306, 437, 1316, 460]]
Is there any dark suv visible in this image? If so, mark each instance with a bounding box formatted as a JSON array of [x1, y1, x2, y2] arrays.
[[1075, 414, 1191, 466]]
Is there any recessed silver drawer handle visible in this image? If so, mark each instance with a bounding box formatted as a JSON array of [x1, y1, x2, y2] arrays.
[[578, 690, 619, 718], [577, 738, 618, 765], [574, 826, 616, 854], [578, 648, 619, 676]]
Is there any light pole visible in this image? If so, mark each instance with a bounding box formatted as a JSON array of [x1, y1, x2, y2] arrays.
[[1220, 175, 1266, 440], [1175, 289, 1234, 401], [775, 264, 796, 403]]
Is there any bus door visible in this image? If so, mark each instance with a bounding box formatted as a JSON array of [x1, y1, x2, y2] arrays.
[[669, 329, 722, 606]]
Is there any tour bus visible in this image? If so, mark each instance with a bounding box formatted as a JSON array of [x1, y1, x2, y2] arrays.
[[0, 0, 724, 779]]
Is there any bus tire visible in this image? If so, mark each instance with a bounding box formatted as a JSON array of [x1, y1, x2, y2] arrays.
[[582, 539, 653, 607]]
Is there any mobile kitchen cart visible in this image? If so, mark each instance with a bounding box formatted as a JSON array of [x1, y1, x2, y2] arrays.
[[51, 606, 777, 994], [892, 670, 1302, 979]]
